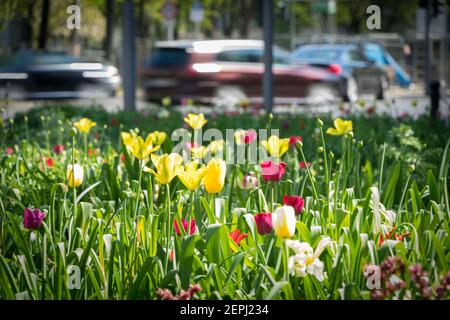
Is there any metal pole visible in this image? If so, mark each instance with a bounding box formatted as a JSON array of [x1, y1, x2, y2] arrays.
[[424, 0, 431, 95], [122, 0, 136, 111], [263, 0, 273, 113]]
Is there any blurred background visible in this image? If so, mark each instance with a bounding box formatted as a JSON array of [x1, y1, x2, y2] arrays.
[[0, 0, 448, 118]]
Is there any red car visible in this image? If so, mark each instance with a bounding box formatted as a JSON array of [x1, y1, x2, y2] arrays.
[[140, 40, 345, 106]]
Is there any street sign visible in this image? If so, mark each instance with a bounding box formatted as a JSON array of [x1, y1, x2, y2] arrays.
[[161, 1, 177, 21], [190, 1, 204, 23]]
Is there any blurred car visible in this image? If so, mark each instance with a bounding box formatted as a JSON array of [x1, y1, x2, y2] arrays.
[[0, 51, 121, 100], [291, 44, 389, 101], [140, 40, 348, 106], [363, 43, 411, 87]]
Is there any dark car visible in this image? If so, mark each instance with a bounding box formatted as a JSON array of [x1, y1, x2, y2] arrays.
[[0, 51, 121, 100], [140, 40, 346, 106], [291, 44, 389, 101]]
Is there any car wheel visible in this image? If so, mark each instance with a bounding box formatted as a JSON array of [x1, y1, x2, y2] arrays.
[[343, 76, 358, 103], [376, 75, 389, 100]]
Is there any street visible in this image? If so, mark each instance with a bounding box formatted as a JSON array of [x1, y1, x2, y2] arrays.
[[2, 85, 449, 121]]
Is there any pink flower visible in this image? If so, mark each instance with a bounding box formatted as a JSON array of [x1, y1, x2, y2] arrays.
[[6, 147, 13, 155], [174, 218, 196, 236], [185, 141, 199, 151], [241, 172, 258, 190], [229, 230, 248, 245], [23, 208, 45, 230], [243, 130, 257, 144], [283, 195, 304, 215], [289, 136, 302, 147], [260, 161, 286, 182], [53, 144, 65, 155], [254, 213, 273, 235]]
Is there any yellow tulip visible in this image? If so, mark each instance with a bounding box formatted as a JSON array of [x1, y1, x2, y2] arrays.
[[121, 132, 159, 160], [177, 161, 205, 191], [148, 131, 167, 146], [272, 205, 296, 238], [66, 164, 84, 187], [326, 118, 353, 136], [207, 139, 224, 155], [234, 130, 245, 145], [74, 118, 96, 133], [191, 145, 208, 159], [184, 113, 207, 130], [121, 131, 138, 146], [204, 158, 226, 194], [261, 135, 290, 158], [144, 153, 183, 184]]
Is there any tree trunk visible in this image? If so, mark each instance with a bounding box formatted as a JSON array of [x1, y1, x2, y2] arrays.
[[239, 0, 253, 38], [38, 0, 50, 49], [104, 0, 115, 60], [23, 0, 35, 49]]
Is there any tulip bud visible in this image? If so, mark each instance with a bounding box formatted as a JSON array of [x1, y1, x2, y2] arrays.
[[254, 213, 273, 235], [296, 140, 303, 148], [272, 205, 296, 238], [24, 115, 28, 122], [317, 146, 324, 153], [408, 164, 415, 173], [70, 127, 78, 136], [66, 164, 84, 187], [269, 113, 273, 120], [329, 151, 334, 159], [357, 141, 364, 149], [345, 131, 354, 139], [317, 118, 323, 128]]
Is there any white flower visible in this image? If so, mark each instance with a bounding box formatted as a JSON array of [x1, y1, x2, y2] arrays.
[[287, 237, 331, 282]]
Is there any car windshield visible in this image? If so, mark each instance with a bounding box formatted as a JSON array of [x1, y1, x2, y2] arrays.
[[291, 48, 342, 61], [7, 52, 102, 66], [150, 48, 189, 69], [216, 46, 290, 64]]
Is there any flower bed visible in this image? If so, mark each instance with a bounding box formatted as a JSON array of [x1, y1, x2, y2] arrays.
[[0, 105, 449, 300]]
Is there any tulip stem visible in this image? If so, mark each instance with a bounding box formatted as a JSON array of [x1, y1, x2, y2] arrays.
[[283, 239, 290, 282], [298, 147, 318, 200], [164, 184, 171, 274], [133, 160, 144, 219], [71, 134, 77, 223], [186, 190, 195, 235], [320, 128, 330, 198]]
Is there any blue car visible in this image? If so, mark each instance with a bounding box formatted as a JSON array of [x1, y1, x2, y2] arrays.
[[363, 43, 412, 88], [291, 43, 390, 102]]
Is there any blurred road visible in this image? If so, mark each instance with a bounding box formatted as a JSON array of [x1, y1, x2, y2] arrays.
[[2, 85, 449, 120]]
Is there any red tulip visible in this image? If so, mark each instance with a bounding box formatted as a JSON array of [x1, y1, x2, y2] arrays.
[[379, 227, 396, 246], [299, 161, 311, 169], [260, 161, 286, 182], [23, 208, 45, 230], [111, 118, 119, 126], [53, 144, 65, 155], [6, 147, 13, 155], [174, 218, 196, 236], [229, 230, 248, 245], [289, 136, 302, 147], [283, 195, 304, 215], [243, 130, 257, 144], [254, 213, 273, 235], [45, 157, 54, 167]]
